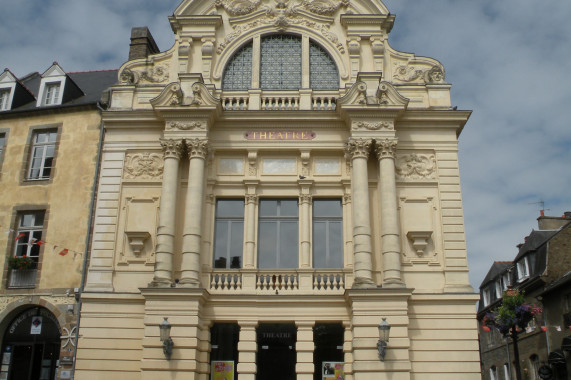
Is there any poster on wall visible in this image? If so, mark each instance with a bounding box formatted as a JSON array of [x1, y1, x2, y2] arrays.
[[211, 360, 234, 380], [322, 362, 344, 380], [30, 316, 43, 335]]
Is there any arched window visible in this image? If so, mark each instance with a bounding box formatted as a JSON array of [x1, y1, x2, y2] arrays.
[[222, 34, 338, 91]]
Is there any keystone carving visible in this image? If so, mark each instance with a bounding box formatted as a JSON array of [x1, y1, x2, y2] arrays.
[[124, 153, 164, 179], [215, 0, 262, 16], [301, 0, 350, 16], [396, 154, 437, 180]]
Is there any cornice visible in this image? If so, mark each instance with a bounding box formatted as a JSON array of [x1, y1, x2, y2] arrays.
[[340, 14, 395, 32], [169, 15, 223, 32]]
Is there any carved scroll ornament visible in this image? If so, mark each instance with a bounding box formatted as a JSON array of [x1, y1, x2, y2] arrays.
[[124, 153, 164, 179], [393, 65, 445, 84], [396, 154, 437, 180]]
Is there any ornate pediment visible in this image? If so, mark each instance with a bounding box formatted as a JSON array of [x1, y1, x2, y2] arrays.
[[376, 81, 409, 108], [150, 82, 221, 109], [337, 81, 409, 109], [336, 81, 368, 106]]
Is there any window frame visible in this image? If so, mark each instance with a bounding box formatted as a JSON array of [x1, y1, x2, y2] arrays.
[[213, 199, 245, 269], [24, 127, 60, 182], [312, 198, 343, 269], [222, 33, 339, 91], [516, 257, 530, 282], [13, 210, 45, 263], [257, 198, 299, 269], [0, 88, 11, 111]]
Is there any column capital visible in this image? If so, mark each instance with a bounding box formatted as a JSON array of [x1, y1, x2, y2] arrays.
[[299, 194, 312, 205], [345, 138, 372, 160], [374, 138, 398, 160], [245, 194, 258, 205], [160, 138, 184, 160], [185, 138, 209, 159]]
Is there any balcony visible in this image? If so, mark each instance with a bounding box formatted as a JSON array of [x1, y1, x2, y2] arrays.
[[8, 269, 37, 288], [207, 269, 353, 295], [221, 90, 339, 111]]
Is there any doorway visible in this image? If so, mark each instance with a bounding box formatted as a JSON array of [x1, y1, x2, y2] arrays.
[[1, 307, 61, 380], [257, 323, 296, 380]]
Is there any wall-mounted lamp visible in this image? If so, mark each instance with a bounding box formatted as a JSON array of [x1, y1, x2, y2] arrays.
[[159, 317, 174, 360], [377, 317, 391, 361]]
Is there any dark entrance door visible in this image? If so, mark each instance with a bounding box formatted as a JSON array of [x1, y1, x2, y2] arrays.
[[1, 307, 60, 380], [257, 323, 296, 380]]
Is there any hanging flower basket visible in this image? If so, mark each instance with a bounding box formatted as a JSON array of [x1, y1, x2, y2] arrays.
[[8, 256, 36, 270], [483, 289, 542, 336]]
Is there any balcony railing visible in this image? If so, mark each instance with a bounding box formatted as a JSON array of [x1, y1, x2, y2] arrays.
[[207, 269, 352, 294], [8, 269, 37, 288], [221, 90, 339, 111]]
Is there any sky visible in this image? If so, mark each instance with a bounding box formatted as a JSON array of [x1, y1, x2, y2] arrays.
[[1, 0, 570, 291]]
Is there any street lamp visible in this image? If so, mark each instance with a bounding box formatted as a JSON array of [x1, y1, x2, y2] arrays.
[[377, 317, 391, 361], [159, 317, 174, 360]]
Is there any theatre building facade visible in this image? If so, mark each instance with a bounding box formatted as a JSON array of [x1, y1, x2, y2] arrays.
[[75, 0, 480, 379]]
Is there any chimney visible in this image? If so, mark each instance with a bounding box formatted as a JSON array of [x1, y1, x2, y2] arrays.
[[128, 27, 160, 61], [538, 211, 571, 230]]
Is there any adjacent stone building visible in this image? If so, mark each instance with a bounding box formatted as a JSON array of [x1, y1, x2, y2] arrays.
[[74, 0, 480, 379], [478, 213, 571, 380], [0, 65, 116, 379]]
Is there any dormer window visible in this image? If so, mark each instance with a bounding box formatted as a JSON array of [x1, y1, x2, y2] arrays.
[[43, 82, 61, 105], [222, 34, 339, 91], [516, 257, 529, 282], [0, 88, 10, 110]]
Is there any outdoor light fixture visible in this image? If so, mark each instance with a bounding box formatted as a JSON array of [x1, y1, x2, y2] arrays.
[[377, 317, 391, 361], [159, 317, 173, 360]]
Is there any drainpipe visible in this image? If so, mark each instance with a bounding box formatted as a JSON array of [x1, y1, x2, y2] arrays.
[[70, 101, 106, 379]]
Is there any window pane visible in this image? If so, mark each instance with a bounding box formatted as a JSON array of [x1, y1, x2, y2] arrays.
[[213, 200, 244, 269], [279, 199, 298, 217], [313, 199, 343, 268], [310, 41, 339, 90], [222, 42, 253, 91], [259, 199, 278, 217], [216, 199, 244, 218], [261, 35, 301, 90], [279, 221, 298, 268], [258, 221, 278, 268]]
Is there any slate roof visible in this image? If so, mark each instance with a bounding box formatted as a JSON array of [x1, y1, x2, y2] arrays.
[[513, 229, 558, 262], [4, 69, 118, 113], [479, 261, 511, 289]]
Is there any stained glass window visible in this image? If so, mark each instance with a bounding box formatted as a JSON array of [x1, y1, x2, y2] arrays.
[[222, 42, 253, 90], [310, 41, 339, 90], [260, 35, 302, 90]]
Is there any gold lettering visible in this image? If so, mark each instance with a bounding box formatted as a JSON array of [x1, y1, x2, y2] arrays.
[[293, 132, 300, 139], [269, 132, 275, 139], [301, 132, 308, 139], [277, 132, 284, 139], [259, 132, 267, 139]]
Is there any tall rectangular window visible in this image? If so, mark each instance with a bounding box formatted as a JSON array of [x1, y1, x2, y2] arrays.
[[313, 199, 343, 268], [213, 199, 244, 269], [14, 211, 45, 263], [0, 89, 10, 110], [43, 82, 60, 105], [28, 129, 57, 180], [258, 199, 298, 268]]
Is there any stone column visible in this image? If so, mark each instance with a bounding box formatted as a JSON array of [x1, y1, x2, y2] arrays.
[[296, 321, 315, 380], [299, 194, 312, 268], [237, 321, 258, 380], [343, 322, 354, 380], [180, 138, 209, 287], [345, 138, 375, 288], [244, 194, 258, 268], [151, 138, 183, 287], [375, 138, 405, 288]]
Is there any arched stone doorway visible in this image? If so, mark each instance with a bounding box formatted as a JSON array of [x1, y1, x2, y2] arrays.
[[1, 307, 60, 380]]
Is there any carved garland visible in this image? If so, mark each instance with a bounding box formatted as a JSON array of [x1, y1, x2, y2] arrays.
[[124, 153, 164, 179], [167, 121, 204, 131], [354, 121, 393, 131]]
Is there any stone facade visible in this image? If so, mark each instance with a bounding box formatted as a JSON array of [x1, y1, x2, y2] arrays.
[[74, 0, 480, 379]]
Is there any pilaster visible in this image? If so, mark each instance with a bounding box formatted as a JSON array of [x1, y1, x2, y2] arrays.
[[237, 321, 258, 380], [296, 321, 315, 380]]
